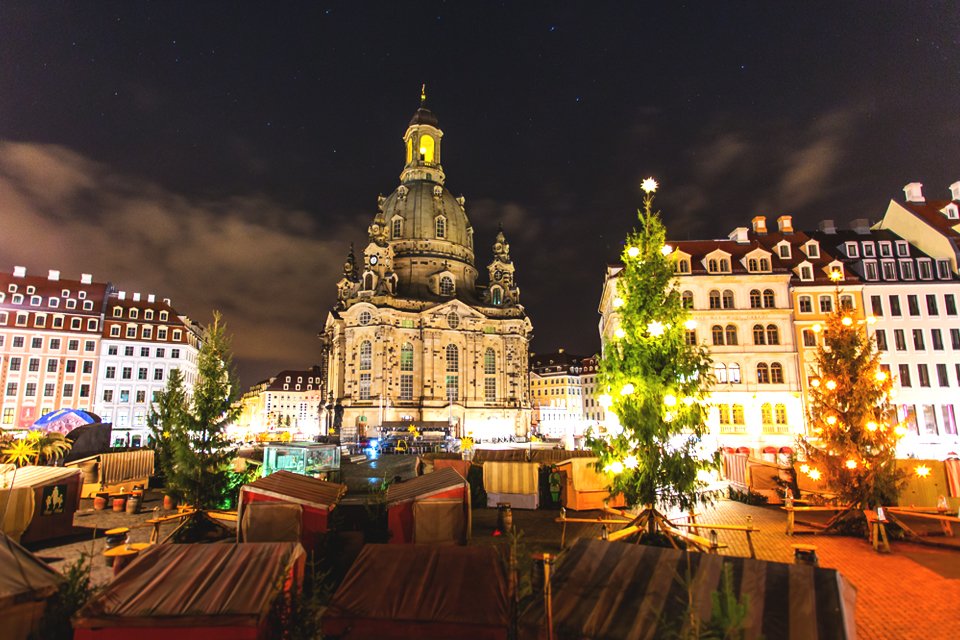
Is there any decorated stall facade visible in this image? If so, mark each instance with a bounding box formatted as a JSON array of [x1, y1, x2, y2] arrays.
[[0, 465, 82, 543]]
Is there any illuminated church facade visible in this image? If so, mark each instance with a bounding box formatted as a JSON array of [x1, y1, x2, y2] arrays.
[[321, 96, 533, 440]]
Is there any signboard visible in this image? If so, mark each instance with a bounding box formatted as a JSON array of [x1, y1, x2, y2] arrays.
[[41, 483, 67, 515]]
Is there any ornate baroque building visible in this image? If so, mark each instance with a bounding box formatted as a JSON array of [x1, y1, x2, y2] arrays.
[[321, 97, 533, 440]]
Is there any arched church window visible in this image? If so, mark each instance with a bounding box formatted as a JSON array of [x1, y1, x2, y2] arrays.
[[436, 216, 446, 239], [681, 290, 693, 308], [363, 272, 374, 291], [484, 348, 496, 375], [439, 276, 454, 296], [406, 137, 413, 164], [491, 287, 502, 305], [392, 218, 402, 238], [400, 343, 414, 371], [359, 341, 372, 370], [419, 134, 435, 163]]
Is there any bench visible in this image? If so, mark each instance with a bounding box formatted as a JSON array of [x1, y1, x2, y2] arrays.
[[662, 522, 728, 554], [885, 507, 960, 539], [781, 505, 850, 535], [672, 522, 759, 558], [863, 510, 890, 553]]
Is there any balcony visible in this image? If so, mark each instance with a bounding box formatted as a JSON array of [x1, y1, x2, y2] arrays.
[[718, 424, 746, 435]]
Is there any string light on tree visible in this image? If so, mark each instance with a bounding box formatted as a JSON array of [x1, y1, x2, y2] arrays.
[[588, 176, 717, 542]]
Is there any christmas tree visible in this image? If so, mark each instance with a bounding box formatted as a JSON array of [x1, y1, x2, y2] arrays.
[[798, 290, 904, 510], [588, 179, 717, 536], [167, 311, 242, 510]]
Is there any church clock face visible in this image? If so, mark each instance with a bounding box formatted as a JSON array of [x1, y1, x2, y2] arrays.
[[494, 269, 503, 281], [494, 242, 503, 253], [369, 255, 379, 266]]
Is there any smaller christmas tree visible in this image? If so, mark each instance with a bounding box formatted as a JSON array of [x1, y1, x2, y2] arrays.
[[798, 285, 904, 511]]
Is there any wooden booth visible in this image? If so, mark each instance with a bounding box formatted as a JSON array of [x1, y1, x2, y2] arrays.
[[0, 465, 82, 543], [73, 542, 305, 640], [554, 457, 626, 511], [323, 544, 509, 640], [520, 539, 857, 640], [483, 460, 540, 510], [386, 467, 471, 544], [238, 470, 346, 552]]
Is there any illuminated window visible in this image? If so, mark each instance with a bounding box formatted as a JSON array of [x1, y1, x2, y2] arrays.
[[484, 348, 496, 375], [763, 289, 775, 308], [400, 343, 414, 371], [757, 363, 770, 384], [406, 137, 413, 164], [732, 404, 745, 424], [712, 325, 725, 345], [439, 276, 454, 296], [418, 134, 435, 163], [435, 216, 446, 239], [359, 373, 371, 400], [749, 289, 762, 309], [359, 341, 372, 370], [725, 325, 738, 345], [761, 403, 773, 424], [446, 344, 459, 372]]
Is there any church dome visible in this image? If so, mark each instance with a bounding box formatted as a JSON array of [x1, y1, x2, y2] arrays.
[[408, 106, 439, 127], [380, 180, 474, 263]]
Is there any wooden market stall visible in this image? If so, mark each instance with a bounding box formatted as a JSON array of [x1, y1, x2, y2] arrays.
[[519, 539, 857, 640], [323, 544, 509, 640], [65, 449, 155, 498], [73, 542, 305, 640], [482, 460, 540, 509], [238, 470, 346, 552], [386, 467, 470, 544], [0, 532, 62, 640], [554, 457, 625, 511], [0, 465, 82, 543]]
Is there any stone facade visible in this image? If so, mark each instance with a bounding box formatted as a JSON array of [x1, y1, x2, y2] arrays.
[[321, 99, 533, 440]]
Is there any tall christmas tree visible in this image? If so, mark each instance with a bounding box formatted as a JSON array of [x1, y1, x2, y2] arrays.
[[588, 179, 717, 537], [167, 311, 242, 510], [798, 289, 904, 511]]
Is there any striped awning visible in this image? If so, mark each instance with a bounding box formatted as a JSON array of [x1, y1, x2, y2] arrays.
[[519, 539, 856, 640]]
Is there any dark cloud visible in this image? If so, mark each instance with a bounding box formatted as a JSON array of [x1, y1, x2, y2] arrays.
[[0, 140, 365, 381]]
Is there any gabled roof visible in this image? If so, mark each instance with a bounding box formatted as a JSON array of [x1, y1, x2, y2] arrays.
[[897, 199, 960, 239], [385, 466, 466, 505], [243, 470, 346, 509]]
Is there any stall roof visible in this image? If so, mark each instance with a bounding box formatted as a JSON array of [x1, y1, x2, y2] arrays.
[[386, 467, 466, 505], [326, 544, 508, 632], [519, 539, 856, 640], [0, 532, 61, 609], [0, 465, 80, 489], [73, 542, 304, 628], [244, 470, 346, 509]]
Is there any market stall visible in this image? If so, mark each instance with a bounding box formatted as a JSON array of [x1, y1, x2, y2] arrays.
[[482, 460, 540, 509], [238, 470, 346, 552], [65, 449, 154, 497], [519, 539, 857, 640], [0, 465, 82, 543], [73, 542, 305, 640], [554, 457, 625, 511], [323, 544, 509, 640], [386, 467, 470, 544], [0, 532, 62, 640]]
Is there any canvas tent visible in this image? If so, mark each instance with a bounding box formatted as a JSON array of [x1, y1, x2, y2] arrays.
[[0, 465, 82, 543], [555, 457, 625, 511], [483, 460, 540, 509], [323, 544, 509, 640], [73, 542, 305, 640], [386, 467, 471, 544], [519, 539, 856, 640], [238, 470, 346, 552], [0, 532, 62, 640]]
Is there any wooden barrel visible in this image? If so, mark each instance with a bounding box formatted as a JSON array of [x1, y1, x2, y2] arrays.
[[125, 492, 142, 514]]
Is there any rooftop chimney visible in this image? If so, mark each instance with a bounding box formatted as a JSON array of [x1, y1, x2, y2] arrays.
[[728, 227, 750, 244], [133, 292, 141, 302], [13, 266, 26, 277], [751, 216, 767, 234], [163, 297, 171, 305], [118, 290, 126, 300], [80, 273, 92, 284], [904, 182, 924, 203], [850, 218, 872, 235], [950, 181, 960, 201], [777, 215, 794, 233], [47, 269, 60, 281], [147, 294, 155, 303], [818, 219, 837, 234]]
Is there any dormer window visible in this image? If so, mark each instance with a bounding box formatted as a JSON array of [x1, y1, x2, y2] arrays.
[[943, 203, 959, 220], [879, 242, 892, 257], [804, 242, 820, 259], [918, 259, 933, 280], [145, 310, 154, 320], [748, 259, 758, 272], [439, 276, 454, 296], [435, 215, 446, 239], [159, 311, 168, 321], [61, 289, 69, 297], [937, 260, 953, 279], [708, 259, 718, 273], [799, 264, 814, 281], [392, 217, 402, 239], [26, 286, 35, 295], [845, 242, 859, 258], [862, 242, 875, 257], [113, 306, 122, 317], [130, 308, 138, 319], [720, 259, 730, 272], [30, 295, 41, 306], [777, 243, 791, 259], [895, 241, 910, 257]]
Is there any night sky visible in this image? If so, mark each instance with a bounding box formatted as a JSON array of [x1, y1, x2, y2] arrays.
[[2, 2, 959, 385]]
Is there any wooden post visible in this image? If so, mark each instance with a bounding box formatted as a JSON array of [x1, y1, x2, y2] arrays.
[[543, 553, 554, 640]]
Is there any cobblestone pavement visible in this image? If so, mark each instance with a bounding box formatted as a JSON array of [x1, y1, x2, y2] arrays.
[[472, 499, 960, 640]]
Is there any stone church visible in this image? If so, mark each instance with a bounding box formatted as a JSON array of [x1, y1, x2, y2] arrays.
[[321, 96, 533, 440]]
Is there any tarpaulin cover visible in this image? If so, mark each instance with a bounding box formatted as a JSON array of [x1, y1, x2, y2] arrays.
[[387, 467, 470, 544], [432, 457, 471, 478], [73, 542, 305, 631], [242, 469, 346, 509], [32, 409, 98, 434], [723, 451, 748, 487], [323, 544, 509, 640], [473, 448, 528, 463], [0, 532, 61, 640], [529, 449, 595, 465], [240, 503, 302, 543], [386, 467, 466, 504], [519, 539, 857, 640]]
